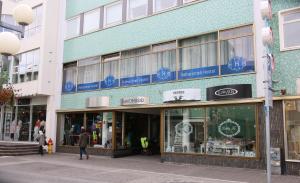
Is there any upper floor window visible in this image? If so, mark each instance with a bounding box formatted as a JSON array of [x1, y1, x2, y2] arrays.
[[280, 7, 300, 51], [101, 54, 120, 88], [77, 57, 100, 91], [127, 0, 148, 20], [83, 8, 100, 34], [104, 1, 123, 27], [220, 25, 254, 75], [183, 0, 198, 4], [24, 5, 43, 38], [66, 16, 80, 39], [153, 0, 177, 13], [12, 49, 40, 83], [62, 63, 77, 93]]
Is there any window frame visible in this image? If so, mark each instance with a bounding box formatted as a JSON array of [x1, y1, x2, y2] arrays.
[[163, 104, 259, 158], [284, 100, 300, 162], [126, 0, 149, 21], [153, 0, 178, 13], [83, 8, 101, 34], [279, 7, 300, 51], [66, 15, 81, 39], [103, 1, 123, 28]]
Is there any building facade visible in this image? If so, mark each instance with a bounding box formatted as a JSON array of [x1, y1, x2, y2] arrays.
[[58, 0, 300, 175], [0, 0, 63, 148]]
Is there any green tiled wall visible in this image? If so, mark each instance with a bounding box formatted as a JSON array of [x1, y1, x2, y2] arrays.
[[271, 0, 300, 96], [64, 0, 253, 63], [61, 75, 256, 109]]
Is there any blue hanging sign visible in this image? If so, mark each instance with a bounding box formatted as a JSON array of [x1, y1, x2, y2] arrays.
[[178, 66, 219, 80], [101, 75, 119, 88], [152, 67, 176, 83], [221, 57, 255, 75], [120, 75, 150, 87], [63, 81, 76, 93], [77, 82, 100, 91]]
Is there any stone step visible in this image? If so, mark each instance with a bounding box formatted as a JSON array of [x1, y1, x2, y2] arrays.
[[0, 142, 40, 156]]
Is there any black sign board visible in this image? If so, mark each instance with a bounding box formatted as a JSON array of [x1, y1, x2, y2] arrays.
[[206, 84, 252, 101], [17, 98, 31, 105]]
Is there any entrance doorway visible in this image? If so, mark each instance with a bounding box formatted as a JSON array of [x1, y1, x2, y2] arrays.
[[115, 109, 161, 157]]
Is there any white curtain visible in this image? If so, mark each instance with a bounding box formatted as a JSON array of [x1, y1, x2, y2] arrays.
[[78, 57, 100, 84], [152, 42, 176, 74], [180, 33, 218, 70], [63, 64, 77, 85], [103, 57, 119, 79], [120, 47, 151, 78]]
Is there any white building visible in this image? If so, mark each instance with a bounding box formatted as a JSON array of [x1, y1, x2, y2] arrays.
[[0, 0, 64, 150]]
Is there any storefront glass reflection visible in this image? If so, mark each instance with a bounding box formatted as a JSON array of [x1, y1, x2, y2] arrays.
[[285, 100, 300, 160], [164, 105, 257, 157]]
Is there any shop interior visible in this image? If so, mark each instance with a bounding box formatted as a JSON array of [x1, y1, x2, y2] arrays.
[[115, 109, 161, 156]]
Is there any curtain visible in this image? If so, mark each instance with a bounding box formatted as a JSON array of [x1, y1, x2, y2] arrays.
[[78, 57, 100, 84], [103, 58, 119, 79], [120, 47, 151, 78], [152, 42, 176, 74], [179, 33, 217, 70]]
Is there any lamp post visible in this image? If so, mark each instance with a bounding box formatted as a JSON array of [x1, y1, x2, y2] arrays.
[[0, 0, 33, 56]]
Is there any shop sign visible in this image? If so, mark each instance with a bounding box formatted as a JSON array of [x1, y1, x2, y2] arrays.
[[175, 122, 193, 136], [120, 75, 150, 87], [77, 82, 100, 91], [163, 89, 201, 103], [101, 75, 119, 89], [178, 66, 219, 80], [218, 119, 241, 138], [63, 81, 76, 93], [206, 84, 252, 101], [152, 67, 176, 83], [86, 96, 109, 108], [121, 96, 149, 106]]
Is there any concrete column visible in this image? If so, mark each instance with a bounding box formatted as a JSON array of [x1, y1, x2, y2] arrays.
[[182, 109, 190, 152]]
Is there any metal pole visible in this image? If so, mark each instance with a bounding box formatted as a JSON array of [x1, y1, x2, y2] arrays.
[[265, 105, 271, 183]]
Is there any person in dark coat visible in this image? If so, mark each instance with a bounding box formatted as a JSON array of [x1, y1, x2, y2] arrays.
[[79, 128, 89, 160]]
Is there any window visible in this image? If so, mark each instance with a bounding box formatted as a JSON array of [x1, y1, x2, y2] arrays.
[[183, 0, 198, 4], [280, 8, 300, 50], [152, 42, 177, 82], [285, 100, 300, 161], [120, 47, 151, 86], [127, 0, 148, 20], [220, 25, 254, 75], [24, 5, 43, 38], [164, 105, 257, 157], [101, 54, 120, 88], [13, 49, 40, 83], [104, 1, 123, 27], [83, 9, 100, 34], [154, 0, 177, 13], [59, 113, 84, 146], [77, 57, 100, 91], [179, 33, 218, 79], [66, 16, 80, 39], [62, 63, 77, 92]]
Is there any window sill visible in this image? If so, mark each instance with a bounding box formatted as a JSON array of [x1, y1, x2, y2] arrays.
[[280, 46, 300, 52]]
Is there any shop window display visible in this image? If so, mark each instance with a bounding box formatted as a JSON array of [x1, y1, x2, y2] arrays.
[[285, 100, 300, 160], [164, 105, 257, 157], [62, 113, 84, 146], [86, 112, 113, 148]]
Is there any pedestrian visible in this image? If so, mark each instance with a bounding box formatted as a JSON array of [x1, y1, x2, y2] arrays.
[[79, 128, 89, 160], [37, 130, 46, 156]]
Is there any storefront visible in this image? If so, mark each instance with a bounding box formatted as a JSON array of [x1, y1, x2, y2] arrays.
[[0, 97, 47, 142]]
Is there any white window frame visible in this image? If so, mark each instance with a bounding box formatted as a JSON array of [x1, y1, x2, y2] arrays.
[[153, 0, 178, 13], [103, 1, 123, 28], [279, 7, 300, 51], [83, 8, 100, 34], [65, 16, 81, 39], [127, 0, 148, 21]]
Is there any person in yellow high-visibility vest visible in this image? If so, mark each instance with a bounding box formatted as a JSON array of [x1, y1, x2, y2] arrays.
[[140, 137, 149, 153]]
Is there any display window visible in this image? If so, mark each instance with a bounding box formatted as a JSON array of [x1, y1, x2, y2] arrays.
[[164, 104, 257, 157], [285, 100, 300, 161]]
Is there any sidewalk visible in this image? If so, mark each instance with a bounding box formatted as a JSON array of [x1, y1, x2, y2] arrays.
[[0, 153, 299, 183]]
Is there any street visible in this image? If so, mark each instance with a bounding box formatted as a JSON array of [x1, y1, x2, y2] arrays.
[[0, 154, 299, 183]]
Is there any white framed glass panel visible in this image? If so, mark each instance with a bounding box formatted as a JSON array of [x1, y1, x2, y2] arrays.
[[83, 9, 100, 34], [62, 63, 77, 92], [101, 55, 120, 88], [153, 0, 177, 13], [77, 57, 100, 91], [127, 0, 148, 20], [104, 1, 123, 27], [280, 8, 300, 50], [285, 100, 300, 161], [66, 16, 81, 38], [24, 5, 43, 38]]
